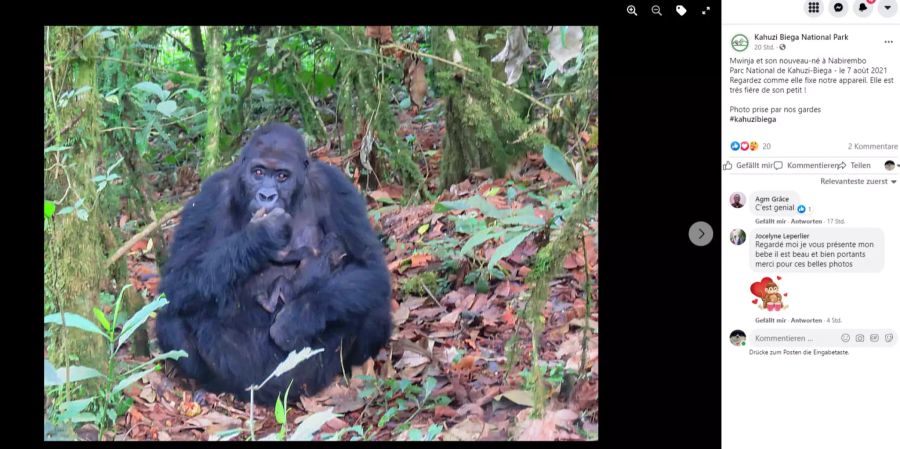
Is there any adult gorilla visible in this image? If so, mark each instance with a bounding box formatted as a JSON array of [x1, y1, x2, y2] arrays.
[[156, 123, 391, 404]]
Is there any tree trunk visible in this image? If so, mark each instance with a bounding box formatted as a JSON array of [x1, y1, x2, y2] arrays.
[[44, 27, 108, 374], [434, 26, 546, 189], [189, 26, 207, 81], [202, 26, 225, 178]]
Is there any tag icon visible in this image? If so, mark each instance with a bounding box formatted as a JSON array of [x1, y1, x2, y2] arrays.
[[676, 5, 687, 15]]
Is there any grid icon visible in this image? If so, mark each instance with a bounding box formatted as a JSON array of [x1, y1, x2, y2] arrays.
[[808, 1, 821, 13]]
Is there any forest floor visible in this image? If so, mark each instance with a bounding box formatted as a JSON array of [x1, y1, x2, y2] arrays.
[[105, 100, 598, 441]]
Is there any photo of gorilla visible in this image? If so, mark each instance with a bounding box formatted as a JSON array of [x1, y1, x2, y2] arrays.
[[155, 123, 392, 404]]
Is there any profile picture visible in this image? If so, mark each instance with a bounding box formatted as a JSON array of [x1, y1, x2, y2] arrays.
[[886, 160, 896, 171], [729, 192, 746, 208], [729, 330, 747, 347], [730, 229, 746, 245]]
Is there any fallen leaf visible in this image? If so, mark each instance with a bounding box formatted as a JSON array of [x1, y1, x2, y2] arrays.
[[445, 417, 486, 441], [392, 303, 410, 325], [394, 350, 430, 370], [434, 405, 458, 419], [495, 389, 534, 407], [452, 355, 477, 372], [157, 431, 171, 441], [456, 403, 484, 418], [410, 253, 432, 268]]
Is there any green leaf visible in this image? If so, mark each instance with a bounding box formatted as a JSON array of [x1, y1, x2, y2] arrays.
[[460, 229, 503, 256], [426, 423, 443, 440], [44, 201, 56, 219], [92, 308, 110, 332], [423, 377, 437, 399], [58, 397, 94, 422], [438, 195, 507, 219], [561, 26, 569, 48], [56, 366, 104, 384], [44, 313, 106, 337], [209, 428, 242, 441], [377, 407, 398, 428], [275, 397, 286, 424], [543, 59, 559, 81], [498, 213, 545, 227], [450, 216, 487, 235], [73, 86, 92, 97], [57, 206, 74, 216], [99, 30, 117, 39], [290, 408, 340, 441], [117, 296, 169, 351], [484, 187, 501, 197], [76, 209, 89, 221], [44, 359, 63, 386], [487, 230, 534, 272], [112, 366, 155, 393], [44, 145, 71, 154], [542, 144, 578, 185], [156, 100, 177, 117], [132, 81, 166, 100], [399, 97, 412, 110], [417, 223, 429, 235]]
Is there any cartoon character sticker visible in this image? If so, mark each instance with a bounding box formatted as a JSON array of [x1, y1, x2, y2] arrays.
[[751, 276, 789, 311]]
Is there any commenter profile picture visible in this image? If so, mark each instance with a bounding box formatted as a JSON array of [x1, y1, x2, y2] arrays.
[[886, 160, 896, 171], [730, 330, 747, 347], [730, 229, 747, 245], [729, 192, 746, 208]]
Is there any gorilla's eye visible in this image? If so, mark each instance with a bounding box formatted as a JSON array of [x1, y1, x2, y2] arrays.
[[304, 160, 310, 168], [277, 172, 289, 182], [253, 168, 264, 178]]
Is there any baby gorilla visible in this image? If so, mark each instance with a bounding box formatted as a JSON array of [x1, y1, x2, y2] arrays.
[[247, 207, 348, 315]]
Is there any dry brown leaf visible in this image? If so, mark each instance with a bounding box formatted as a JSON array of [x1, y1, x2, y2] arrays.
[[445, 417, 486, 441], [392, 302, 410, 325], [364, 26, 393, 44], [434, 405, 458, 419], [410, 253, 432, 268], [495, 389, 534, 407], [439, 308, 462, 325], [394, 350, 430, 370], [452, 355, 477, 372], [157, 431, 171, 441], [405, 58, 427, 107]]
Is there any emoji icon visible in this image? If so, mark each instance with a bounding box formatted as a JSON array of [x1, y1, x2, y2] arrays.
[[731, 141, 740, 151], [750, 141, 759, 151], [740, 141, 749, 151], [841, 333, 851, 342]]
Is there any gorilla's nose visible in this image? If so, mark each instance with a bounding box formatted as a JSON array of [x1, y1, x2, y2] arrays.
[[257, 188, 278, 206]]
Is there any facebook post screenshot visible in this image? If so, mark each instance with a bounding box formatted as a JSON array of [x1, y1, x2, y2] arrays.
[[602, 0, 897, 447]]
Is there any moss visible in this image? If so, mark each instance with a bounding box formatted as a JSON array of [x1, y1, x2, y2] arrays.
[[400, 270, 440, 297]]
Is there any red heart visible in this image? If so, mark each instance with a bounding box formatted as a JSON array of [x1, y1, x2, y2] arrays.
[[783, 293, 788, 297], [750, 277, 773, 298], [752, 299, 758, 304], [776, 276, 782, 280]]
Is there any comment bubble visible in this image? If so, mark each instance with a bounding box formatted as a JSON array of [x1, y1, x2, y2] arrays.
[[751, 191, 803, 216], [750, 228, 884, 273]]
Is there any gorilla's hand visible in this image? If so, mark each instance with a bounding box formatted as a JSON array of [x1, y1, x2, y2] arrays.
[[249, 207, 293, 251], [269, 300, 325, 351]]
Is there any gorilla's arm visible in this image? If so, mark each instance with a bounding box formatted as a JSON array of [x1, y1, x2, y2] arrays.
[[270, 163, 391, 350], [161, 172, 286, 314], [307, 162, 384, 265]]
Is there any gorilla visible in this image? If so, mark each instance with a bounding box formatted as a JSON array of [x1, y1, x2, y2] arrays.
[[155, 123, 392, 404]]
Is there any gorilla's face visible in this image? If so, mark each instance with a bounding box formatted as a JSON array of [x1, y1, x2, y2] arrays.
[[238, 125, 310, 217]]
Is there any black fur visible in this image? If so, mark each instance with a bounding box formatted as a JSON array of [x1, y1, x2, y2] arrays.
[[156, 123, 392, 404]]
